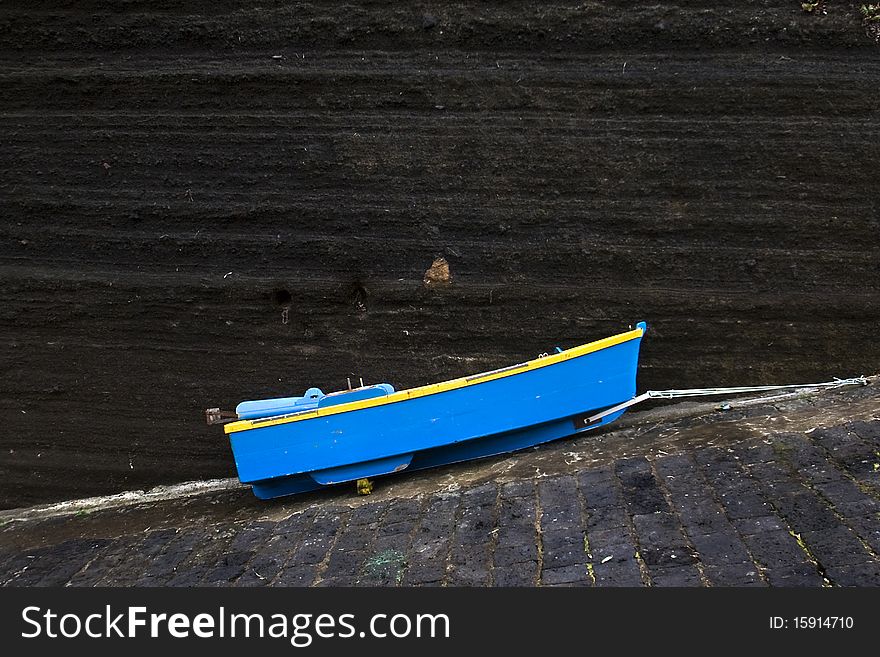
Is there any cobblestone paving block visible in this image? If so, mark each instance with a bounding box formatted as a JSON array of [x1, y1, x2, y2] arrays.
[[201, 521, 277, 586], [777, 437, 851, 486], [7, 538, 111, 587], [384, 497, 423, 522], [310, 507, 346, 533], [376, 520, 414, 537], [824, 561, 880, 587], [654, 455, 716, 498], [812, 426, 870, 454], [348, 500, 390, 527], [832, 500, 880, 554], [498, 493, 536, 534], [358, 502, 422, 586], [165, 527, 237, 587], [495, 541, 538, 567], [800, 527, 874, 568], [401, 560, 447, 586], [540, 564, 590, 586], [589, 541, 638, 572], [538, 476, 580, 532], [66, 536, 139, 586], [733, 442, 778, 466], [798, 463, 847, 487], [0, 549, 17, 577], [649, 565, 703, 587], [689, 531, 753, 567], [320, 549, 367, 586], [447, 491, 495, 585], [446, 561, 490, 586], [743, 462, 806, 498], [237, 548, 285, 587], [495, 524, 536, 550], [578, 475, 619, 508], [0, 552, 42, 586], [652, 454, 695, 479], [835, 496, 880, 519], [541, 529, 587, 570], [2, 549, 47, 586], [639, 545, 695, 569], [371, 531, 414, 555], [814, 479, 873, 507], [592, 557, 644, 587], [97, 528, 180, 586], [461, 483, 498, 507], [293, 510, 346, 567], [578, 466, 614, 487], [693, 448, 740, 485], [713, 484, 772, 520], [848, 420, 880, 451], [704, 563, 766, 587], [543, 581, 591, 587], [579, 478, 624, 514], [771, 492, 843, 534], [369, 501, 421, 560], [673, 499, 729, 535], [449, 536, 492, 569], [763, 562, 826, 587], [359, 546, 410, 586], [615, 458, 668, 515], [202, 552, 255, 587], [501, 481, 534, 498], [812, 428, 879, 484], [236, 510, 315, 586], [614, 456, 652, 477], [333, 518, 380, 553], [632, 512, 696, 569], [586, 526, 637, 557], [273, 506, 320, 536], [493, 561, 537, 587], [732, 515, 785, 536], [586, 504, 630, 531], [402, 494, 459, 586], [742, 530, 816, 572], [275, 563, 320, 587], [136, 528, 210, 586], [452, 500, 497, 549], [582, 476, 629, 532], [631, 511, 680, 538]]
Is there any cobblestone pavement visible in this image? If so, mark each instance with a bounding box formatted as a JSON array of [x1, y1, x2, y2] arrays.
[[1, 384, 879, 587]]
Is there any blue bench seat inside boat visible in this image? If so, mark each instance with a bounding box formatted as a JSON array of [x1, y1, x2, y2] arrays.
[[235, 384, 395, 420], [235, 387, 325, 420]]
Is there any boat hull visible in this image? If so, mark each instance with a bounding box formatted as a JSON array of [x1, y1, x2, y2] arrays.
[[227, 323, 646, 499], [247, 408, 628, 499]]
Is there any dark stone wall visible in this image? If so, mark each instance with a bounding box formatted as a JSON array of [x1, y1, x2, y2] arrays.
[[1, 2, 878, 508]]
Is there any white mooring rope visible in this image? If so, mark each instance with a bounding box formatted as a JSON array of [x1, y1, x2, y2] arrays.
[[645, 376, 869, 399], [587, 376, 869, 424]]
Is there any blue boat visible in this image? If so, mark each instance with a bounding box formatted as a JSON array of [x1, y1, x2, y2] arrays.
[[212, 322, 647, 499]]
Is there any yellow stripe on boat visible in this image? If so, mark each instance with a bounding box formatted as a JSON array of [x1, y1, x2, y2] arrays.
[[224, 324, 645, 434]]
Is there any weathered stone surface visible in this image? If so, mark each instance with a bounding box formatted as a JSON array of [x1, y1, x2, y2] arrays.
[[2, 383, 879, 587], [2, 2, 879, 509]]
